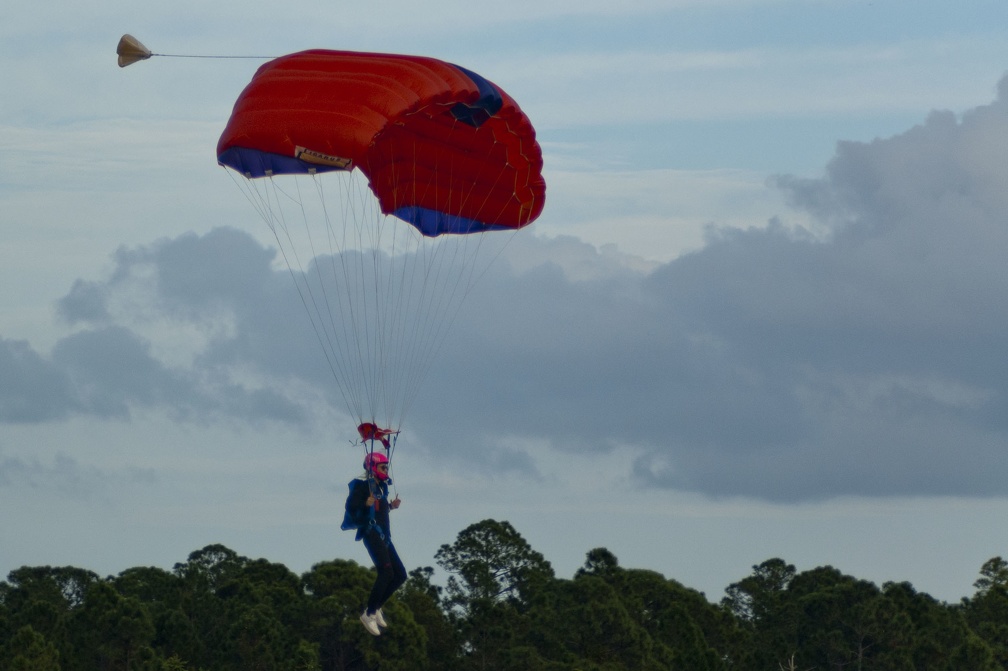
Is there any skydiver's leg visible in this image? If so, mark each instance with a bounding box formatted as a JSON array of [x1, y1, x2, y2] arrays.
[[376, 540, 407, 607], [362, 529, 396, 614]]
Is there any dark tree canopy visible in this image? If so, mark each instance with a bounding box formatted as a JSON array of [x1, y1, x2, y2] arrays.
[[0, 523, 1003, 671]]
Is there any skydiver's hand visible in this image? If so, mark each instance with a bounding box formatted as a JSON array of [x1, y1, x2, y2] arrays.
[[390, 496, 401, 509], [366, 495, 376, 507]]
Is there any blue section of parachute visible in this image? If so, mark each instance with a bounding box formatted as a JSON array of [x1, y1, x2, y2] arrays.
[[217, 146, 347, 179], [392, 206, 511, 237]]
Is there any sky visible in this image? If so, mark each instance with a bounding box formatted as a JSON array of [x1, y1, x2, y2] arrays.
[[4, 0, 1008, 605]]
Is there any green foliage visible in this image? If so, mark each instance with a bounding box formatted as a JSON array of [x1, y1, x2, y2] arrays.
[[1, 526, 1005, 671], [435, 519, 555, 610], [963, 557, 1008, 669], [972, 556, 1008, 595], [398, 567, 458, 669], [3, 625, 61, 671]]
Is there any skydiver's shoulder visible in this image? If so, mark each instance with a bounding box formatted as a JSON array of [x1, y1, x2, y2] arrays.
[[346, 475, 369, 491]]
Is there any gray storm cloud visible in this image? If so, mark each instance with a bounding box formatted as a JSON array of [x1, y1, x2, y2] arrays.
[[6, 79, 1008, 502]]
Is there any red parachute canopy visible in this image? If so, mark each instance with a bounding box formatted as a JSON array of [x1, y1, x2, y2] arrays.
[[217, 50, 545, 236]]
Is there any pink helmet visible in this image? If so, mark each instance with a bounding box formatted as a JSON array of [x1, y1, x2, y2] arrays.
[[364, 452, 390, 481]]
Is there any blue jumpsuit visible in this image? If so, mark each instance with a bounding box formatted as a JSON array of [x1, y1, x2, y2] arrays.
[[341, 476, 407, 614]]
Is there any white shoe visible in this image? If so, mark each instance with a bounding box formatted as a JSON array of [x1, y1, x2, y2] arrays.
[[375, 608, 388, 628], [360, 611, 381, 636]]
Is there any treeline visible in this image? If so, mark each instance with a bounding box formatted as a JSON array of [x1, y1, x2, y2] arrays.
[[2, 519, 1007, 671]]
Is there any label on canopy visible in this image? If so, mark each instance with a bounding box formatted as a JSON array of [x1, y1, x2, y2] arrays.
[[295, 146, 352, 170]]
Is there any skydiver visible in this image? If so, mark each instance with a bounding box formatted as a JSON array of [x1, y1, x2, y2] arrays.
[[341, 451, 406, 636]]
